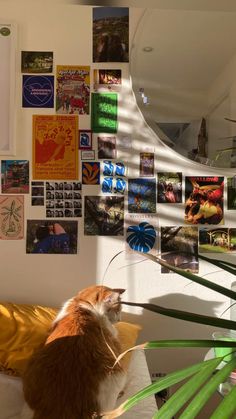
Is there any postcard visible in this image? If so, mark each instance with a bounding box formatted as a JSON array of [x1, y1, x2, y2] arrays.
[[125, 214, 158, 257], [91, 93, 118, 133], [140, 152, 154, 177], [0, 195, 24, 239], [94, 69, 122, 87], [21, 51, 53, 73], [82, 162, 100, 185], [32, 114, 78, 180], [56, 65, 90, 115], [1, 160, 29, 194], [198, 227, 236, 253], [93, 7, 129, 63], [98, 135, 116, 159], [161, 226, 198, 273], [128, 178, 156, 213], [84, 196, 124, 236], [26, 220, 78, 254], [22, 75, 54, 108], [157, 172, 182, 203], [185, 176, 224, 225], [79, 130, 92, 150]]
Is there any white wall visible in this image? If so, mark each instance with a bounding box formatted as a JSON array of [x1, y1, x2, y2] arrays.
[[0, 1, 235, 415]]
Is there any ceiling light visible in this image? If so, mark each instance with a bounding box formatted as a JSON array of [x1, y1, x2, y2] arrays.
[[142, 46, 153, 52]]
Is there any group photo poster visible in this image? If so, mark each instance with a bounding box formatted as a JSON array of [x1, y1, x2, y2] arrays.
[[185, 176, 224, 225], [91, 93, 118, 133], [157, 172, 182, 203], [56, 65, 90, 115], [46, 181, 82, 218], [161, 226, 199, 273], [26, 220, 78, 254], [32, 114, 78, 180], [93, 7, 129, 63], [21, 51, 53, 73]]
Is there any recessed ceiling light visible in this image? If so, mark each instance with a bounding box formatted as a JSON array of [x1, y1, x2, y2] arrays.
[[142, 46, 153, 52]]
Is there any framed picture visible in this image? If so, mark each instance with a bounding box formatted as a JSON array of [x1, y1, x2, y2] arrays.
[[79, 130, 92, 150], [98, 135, 116, 159], [81, 150, 95, 160]]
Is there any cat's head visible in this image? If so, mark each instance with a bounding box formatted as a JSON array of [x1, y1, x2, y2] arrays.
[[78, 285, 125, 323]]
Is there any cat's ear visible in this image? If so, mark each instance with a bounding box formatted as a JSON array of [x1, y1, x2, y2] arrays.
[[112, 288, 126, 295]]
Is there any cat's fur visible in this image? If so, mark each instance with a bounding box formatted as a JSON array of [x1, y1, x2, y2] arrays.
[[23, 285, 126, 419]]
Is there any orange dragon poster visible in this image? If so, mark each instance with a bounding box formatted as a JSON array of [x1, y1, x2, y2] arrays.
[[32, 115, 78, 180]]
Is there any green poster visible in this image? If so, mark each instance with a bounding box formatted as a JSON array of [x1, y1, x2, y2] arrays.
[[91, 93, 118, 133]]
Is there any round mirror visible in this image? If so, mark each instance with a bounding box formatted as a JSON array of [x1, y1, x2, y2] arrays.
[[131, 8, 236, 168]]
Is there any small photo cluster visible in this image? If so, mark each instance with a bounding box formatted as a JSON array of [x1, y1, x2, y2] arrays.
[[46, 181, 82, 218], [31, 181, 44, 206], [101, 160, 127, 194]]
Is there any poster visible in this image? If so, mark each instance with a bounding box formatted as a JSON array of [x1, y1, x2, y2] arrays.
[[79, 130, 92, 150], [91, 93, 118, 133], [93, 7, 129, 62], [0, 195, 24, 239], [32, 115, 78, 180], [185, 176, 224, 225], [94, 69, 122, 89], [227, 177, 236, 210], [56, 65, 90, 115], [140, 152, 154, 177], [157, 172, 182, 203], [22, 75, 54, 108], [128, 178, 156, 213], [45, 181, 82, 218], [21, 51, 53, 73], [125, 214, 158, 257], [1, 160, 29, 193], [84, 196, 124, 236], [161, 226, 199, 273], [26, 220, 78, 254], [98, 135, 116, 159], [82, 162, 100, 185], [199, 227, 236, 253]]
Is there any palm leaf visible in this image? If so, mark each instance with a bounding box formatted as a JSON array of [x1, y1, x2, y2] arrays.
[[210, 382, 236, 419], [103, 358, 222, 419], [153, 357, 222, 418], [198, 254, 236, 276]]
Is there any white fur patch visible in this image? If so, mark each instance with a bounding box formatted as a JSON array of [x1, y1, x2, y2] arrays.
[[98, 372, 127, 414], [53, 298, 73, 324]]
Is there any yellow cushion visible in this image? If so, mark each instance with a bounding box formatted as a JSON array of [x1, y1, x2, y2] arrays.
[[0, 302, 141, 376]]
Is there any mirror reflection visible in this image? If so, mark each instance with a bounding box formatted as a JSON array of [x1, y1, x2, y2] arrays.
[[131, 8, 236, 168]]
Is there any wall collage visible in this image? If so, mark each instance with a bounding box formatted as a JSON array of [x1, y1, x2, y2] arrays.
[[1, 7, 236, 271]]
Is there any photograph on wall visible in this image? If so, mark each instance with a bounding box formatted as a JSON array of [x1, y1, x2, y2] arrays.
[[32, 114, 78, 180], [31, 181, 44, 206], [45, 181, 82, 218], [91, 93, 118, 133], [98, 135, 116, 159], [22, 75, 54, 108], [56, 65, 90, 115], [26, 220, 78, 254], [94, 69, 122, 89], [21, 51, 53, 73], [1, 160, 29, 194], [84, 196, 124, 236], [161, 226, 199, 273], [185, 176, 224, 225], [81, 150, 95, 161], [125, 214, 158, 257], [199, 227, 236, 253], [157, 172, 182, 203], [128, 178, 156, 213], [227, 176, 236, 210], [79, 130, 92, 150], [102, 177, 126, 194], [0, 195, 24, 239], [102, 160, 126, 177], [82, 162, 100, 185], [93, 7, 129, 63], [139, 152, 154, 177]]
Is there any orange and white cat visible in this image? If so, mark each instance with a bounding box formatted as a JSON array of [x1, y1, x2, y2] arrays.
[[22, 285, 126, 419]]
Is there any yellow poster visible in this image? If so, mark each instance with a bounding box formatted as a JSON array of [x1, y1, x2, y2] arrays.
[[33, 115, 78, 180]]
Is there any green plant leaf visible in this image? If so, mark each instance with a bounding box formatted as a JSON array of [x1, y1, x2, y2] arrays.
[[210, 382, 236, 419], [103, 359, 223, 418], [122, 301, 236, 330], [198, 254, 236, 276], [179, 357, 236, 418], [153, 357, 222, 419]]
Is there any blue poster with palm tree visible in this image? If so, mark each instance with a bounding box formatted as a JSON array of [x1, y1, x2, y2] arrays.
[[126, 221, 156, 253]]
